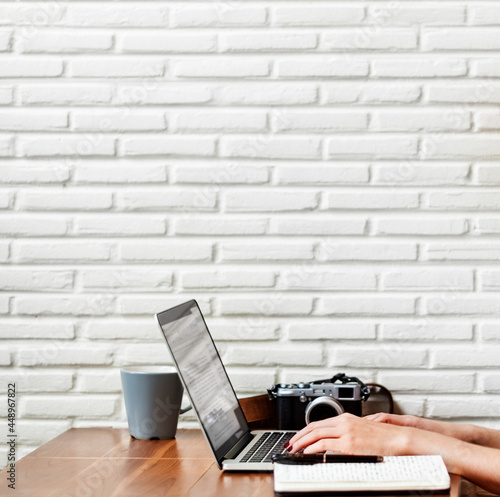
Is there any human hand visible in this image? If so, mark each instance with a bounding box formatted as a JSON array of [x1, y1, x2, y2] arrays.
[[287, 413, 411, 456]]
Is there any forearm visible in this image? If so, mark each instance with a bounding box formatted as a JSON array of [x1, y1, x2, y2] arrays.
[[432, 420, 500, 449], [403, 428, 500, 494]]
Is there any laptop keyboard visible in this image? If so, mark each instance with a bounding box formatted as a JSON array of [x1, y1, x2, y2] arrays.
[[240, 432, 295, 464]]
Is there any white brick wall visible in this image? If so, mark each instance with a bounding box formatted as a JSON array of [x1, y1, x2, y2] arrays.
[[1, 1, 500, 489]]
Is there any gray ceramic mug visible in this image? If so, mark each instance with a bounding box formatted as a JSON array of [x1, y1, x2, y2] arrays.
[[120, 366, 184, 440]]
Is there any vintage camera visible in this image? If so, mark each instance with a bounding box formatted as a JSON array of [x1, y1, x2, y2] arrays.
[[267, 373, 370, 431]]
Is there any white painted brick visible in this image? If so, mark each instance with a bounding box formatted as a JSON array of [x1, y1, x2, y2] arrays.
[[432, 347, 500, 368], [475, 218, 500, 235], [482, 374, 500, 393], [475, 111, 500, 131], [427, 83, 500, 103], [273, 6, 364, 26], [330, 347, 427, 369], [479, 271, 500, 291], [0, 241, 9, 262], [423, 135, 500, 160], [209, 322, 279, 341], [0, 322, 74, 339], [80, 269, 172, 291], [19, 189, 112, 211], [70, 58, 165, 78], [76, 215, 166, 236], [381, 322, 473, 341], [0, 3, 65, 25], [281, 270, 376, 291], [0, 270, 73, 291], [278, 58, 369, 78], [18, 345, 113, 366], [65, 5, 168, 27], [373, 163, 470, 186], [372, 58, 466, 78], [225, 190, 317, 213], [369, 5, 465, 26], [0, 189, 12, 208], [172, 6, 267, 27], [181, 270, 275, 289], [220, 243, 314, 261], [174, 217, 267, 236], [0, 161, 70, 184], [371, 109, 471, 132], [272, 110, 367, 133], [319, 296, 416, 316], [425, 296, 500, 316], [73, 110, 166, 132], [117, 84, 212, 105], [0, 348, 10, 365], [383, 269, 474, 291], [322, 28, 417, 51], [117, 189, 216, 212], [287, 322, 376, 341], [375, 218, 469, 236], [114, 342, 175, 366], [13, 241, 111, 262], [359, 84, 421, 104], [378, 372, 474, 393], [84, 320, 160, 341], [0, 29, 12, 51], [214, 83, 318, 105], [21, 395, 117, 418], [174, 110, 267, 133], [480, 324, 500, 341], [428, 192, 500, 210], [270, 218, 367, 236], [219, 296, 314, 316], [221, 136, 321, 160], [20, 84, 113, 105], [174, 58, 270, 78], [76, 370, 121, 393], [328, 136, 418, 159], [424, 243, 500, 261], [173, 164, 268, 184], [225, 344, 322, 367], [221, 32, 317, 52], [120, 32, 216, 53], [15, 420, 72, 446], [116, 296, 205, 317], [20, 29, 113, 53], [0, 58, 63, 77], [0, 217, 68, 236], [470, 5, 500, 25], [0, 136, 13, 156], [423, 28, 500, 51], [427, 396, 500, 416], [0, 372, 73, 392], [227, 369, 276, 392], [319, 243, 417, 261], [326, 192, 419, 210], [120, 241, 212, 262], [19, 136, 116, 157], [124, 137, 216, 157], [276, 165, 369, 184], [0, 86, 13, 104], [14, 296, 115, 317], [74, 161, 167, 184]]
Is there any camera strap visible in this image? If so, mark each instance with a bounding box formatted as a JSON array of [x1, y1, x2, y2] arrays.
[[312, 373, 371, 402]]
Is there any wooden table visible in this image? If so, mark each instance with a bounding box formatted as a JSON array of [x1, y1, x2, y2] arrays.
[[1, 428, 461, 497]]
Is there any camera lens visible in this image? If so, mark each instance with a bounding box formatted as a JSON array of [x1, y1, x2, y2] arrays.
[[305, 396, 345, 425]]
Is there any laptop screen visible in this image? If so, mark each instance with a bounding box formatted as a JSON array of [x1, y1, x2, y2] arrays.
[[156, 300, 249, 463]]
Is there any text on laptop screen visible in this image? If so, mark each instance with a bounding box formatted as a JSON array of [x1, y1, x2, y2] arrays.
[[159, 301, 248, 457]]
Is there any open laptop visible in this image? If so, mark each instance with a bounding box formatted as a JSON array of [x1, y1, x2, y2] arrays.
[[155, 299, 296, 471]]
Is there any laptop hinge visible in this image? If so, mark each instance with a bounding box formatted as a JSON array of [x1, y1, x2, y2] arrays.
[[224, 432, 254, 461]]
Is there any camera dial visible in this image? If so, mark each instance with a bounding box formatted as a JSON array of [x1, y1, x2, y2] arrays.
[[305, 396, 345, 424]]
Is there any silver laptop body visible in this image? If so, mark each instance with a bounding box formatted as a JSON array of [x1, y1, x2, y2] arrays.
[[155, 299, 295, 471]]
